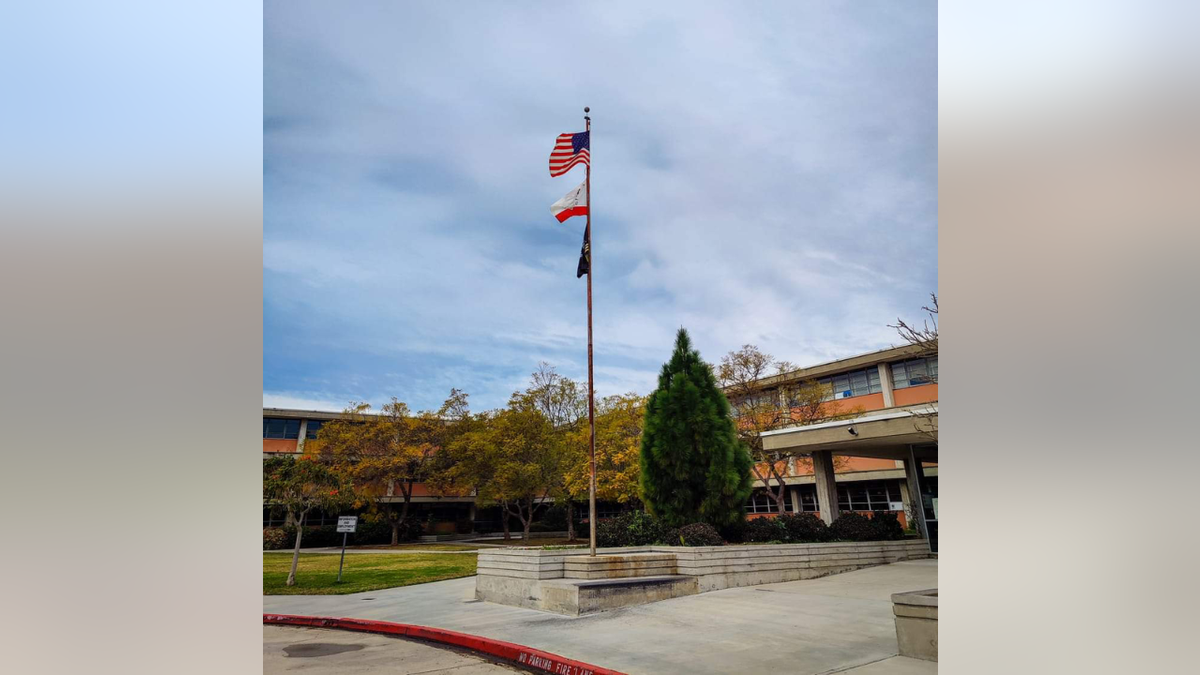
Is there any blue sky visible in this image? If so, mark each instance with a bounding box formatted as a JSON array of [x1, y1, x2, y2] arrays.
[[264, 1, 937, 413]]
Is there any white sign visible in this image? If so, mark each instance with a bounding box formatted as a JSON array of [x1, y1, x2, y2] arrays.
[[336, 516, 358, 533], [888, 502, 904, 512]]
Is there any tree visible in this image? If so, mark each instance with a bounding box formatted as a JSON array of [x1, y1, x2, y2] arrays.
[[639, 328, 753, 527], [890, 293, 938, 359], [718, 345, 860, 514], [565, 393, 645, 511], [263, 455, 352, 586], [445, 395, 565, 542], [314, 396, 450, 545], [523, 363, 587, 540], [890, 293, 939, 442]]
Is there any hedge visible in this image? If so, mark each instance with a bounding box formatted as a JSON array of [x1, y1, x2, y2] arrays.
[[263, 518, 424, 550]]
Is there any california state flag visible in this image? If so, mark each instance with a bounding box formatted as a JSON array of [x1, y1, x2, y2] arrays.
[[550, 182, 588, 223]]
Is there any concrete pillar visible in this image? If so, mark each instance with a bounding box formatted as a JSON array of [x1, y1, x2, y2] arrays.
[[902, 448, 930, 544], [789, 486, 801, 513], [812, 450, 840, 525], [296, 419, 308, 454], [468, 502, 477, 529], [897, 479, 915, 530], [879, 363, 896, 408]]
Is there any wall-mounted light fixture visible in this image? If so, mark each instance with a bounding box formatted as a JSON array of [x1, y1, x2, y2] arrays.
[[848, 426, 858, 436]]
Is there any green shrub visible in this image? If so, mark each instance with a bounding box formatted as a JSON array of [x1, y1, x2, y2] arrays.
[[677, 523, 724, 547], [718, 518, 748, 544], [596, 511, 678, 547], [778, 513, 829, 542], [271, 517, 424, 549], [829, 512, 876, 541], [869, 511, 905, 541], [745, 516, 788, 543], [263, 528, 288, 550]]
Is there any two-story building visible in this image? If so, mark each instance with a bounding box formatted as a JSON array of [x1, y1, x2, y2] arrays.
[[732, 344, 938, 550], [264, 344, 938, 548]]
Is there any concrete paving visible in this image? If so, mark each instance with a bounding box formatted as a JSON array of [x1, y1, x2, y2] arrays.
[[264, 625, 525, 674], [264, 559, 938, 675]]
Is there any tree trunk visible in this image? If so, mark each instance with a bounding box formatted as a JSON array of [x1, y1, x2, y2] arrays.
[[566, 501, 575, 541], [390, 512, 400, 546], [502, 504, 511, 541], [521, 499, 533, 542], [284, 508, 296, 527], [286, 512, 305, 587]]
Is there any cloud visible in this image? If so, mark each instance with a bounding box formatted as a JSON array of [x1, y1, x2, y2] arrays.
[[264, 1, 937, 410]]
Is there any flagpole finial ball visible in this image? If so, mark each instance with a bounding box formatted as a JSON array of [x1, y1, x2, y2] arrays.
[[584, 107, 590, 113]]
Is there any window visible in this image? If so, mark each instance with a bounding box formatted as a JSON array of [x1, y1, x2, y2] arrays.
[[891, 357, 938, 389], [263, 417, 301, 439], [744, 490, 793, 513], [835, 480, 903, 511], [305, 420, 323, 439], [816, 367, 882, 400], [796, 487, 819, 512]]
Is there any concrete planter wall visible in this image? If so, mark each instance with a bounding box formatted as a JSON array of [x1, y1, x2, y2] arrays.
[[476, 540, 931, 615], [892, 589, 938, 661]]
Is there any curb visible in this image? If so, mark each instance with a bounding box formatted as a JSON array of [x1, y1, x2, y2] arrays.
[[264, 613, 626, 675]]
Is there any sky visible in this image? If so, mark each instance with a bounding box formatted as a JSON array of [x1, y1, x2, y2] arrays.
[[264, 1, 937, 414]]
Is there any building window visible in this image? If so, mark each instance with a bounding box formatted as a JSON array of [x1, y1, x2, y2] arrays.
[[891, 357, 938, 389], [744, 490, 793, 513], [305, 420, 323, 439], [796, 487, 819, 512], [816, 367, 882, 400], [836, 480, 903, 511], [263, 417, 301, 439]]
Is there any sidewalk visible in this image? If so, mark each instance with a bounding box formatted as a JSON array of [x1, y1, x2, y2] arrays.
[[264, 559, 938, 675]]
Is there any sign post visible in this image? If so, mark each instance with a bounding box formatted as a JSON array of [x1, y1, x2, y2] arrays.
[[336, 516, 357, 583]]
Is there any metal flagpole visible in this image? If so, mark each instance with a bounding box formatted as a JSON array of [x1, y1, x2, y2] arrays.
[[585, 106, 597, 557]]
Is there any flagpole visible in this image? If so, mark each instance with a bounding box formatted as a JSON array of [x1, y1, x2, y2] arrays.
[[584, 107, 597, 557]]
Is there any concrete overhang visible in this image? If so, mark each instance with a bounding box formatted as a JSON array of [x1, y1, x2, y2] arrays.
[[761, 405, 937, 461]]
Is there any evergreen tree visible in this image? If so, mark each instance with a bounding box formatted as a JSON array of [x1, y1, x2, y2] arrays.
[[639, 328, 753, 527]]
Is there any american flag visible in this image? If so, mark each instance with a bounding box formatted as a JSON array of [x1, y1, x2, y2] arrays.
[[549, 131, 590, 177]]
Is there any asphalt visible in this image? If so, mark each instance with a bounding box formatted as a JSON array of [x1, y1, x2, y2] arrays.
[[263, 559, 938, 675], [264, 625, 526, 674]]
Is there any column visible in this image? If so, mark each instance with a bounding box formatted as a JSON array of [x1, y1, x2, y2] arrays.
[[296, 419, 308, 454], [879, 363, 896, 408], [902, 447, 930, 544], [789, 486, 802, 513], [812, 450, 840, 525]]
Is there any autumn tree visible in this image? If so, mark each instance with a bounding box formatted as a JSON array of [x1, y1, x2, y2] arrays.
[[565, 393, 645, 515], [718, 345, 859, 514], [640, 328, 753, 527], [524, 363, 587, 540], [445, 395, 565, 542], [314, 394, 462, 545], [263, 455, 353, 586]]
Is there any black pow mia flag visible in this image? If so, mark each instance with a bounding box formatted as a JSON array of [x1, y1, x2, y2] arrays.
[[576, 226, 590, 278]]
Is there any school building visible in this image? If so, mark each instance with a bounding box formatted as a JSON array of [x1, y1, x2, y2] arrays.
[[734, 344, 939, 551], [263, 344, 938, 547]]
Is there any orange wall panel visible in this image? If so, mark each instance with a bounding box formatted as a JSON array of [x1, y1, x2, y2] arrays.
[[263, 439, 299, 453], [893, 383, 937, 407], [821, 392, 886, 415]]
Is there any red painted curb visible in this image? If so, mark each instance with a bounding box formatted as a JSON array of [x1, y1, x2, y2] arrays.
[[264, 613, 627, 675]]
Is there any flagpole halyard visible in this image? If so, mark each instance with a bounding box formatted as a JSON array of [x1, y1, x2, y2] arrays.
[[584, 107, 597, 557]]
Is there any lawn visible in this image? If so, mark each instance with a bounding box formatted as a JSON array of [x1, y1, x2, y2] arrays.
[[264, 552, 477, 595], [354, 542, 481, 551]]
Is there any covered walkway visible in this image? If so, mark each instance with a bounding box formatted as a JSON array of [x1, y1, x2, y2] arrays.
[[761, 404, 939, 550]]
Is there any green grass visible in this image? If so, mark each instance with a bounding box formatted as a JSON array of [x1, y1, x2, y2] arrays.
[[354, 542, 481, 551], [264, 552, 477, 595]]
